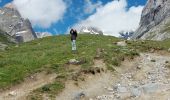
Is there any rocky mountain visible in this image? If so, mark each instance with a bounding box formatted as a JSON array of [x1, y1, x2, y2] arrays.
[[0, 3, 37, 42], [131, 0, 170, 40], [35, 32, 52, 38], [79, 26, 103, 35], [119, 31, 134, 40]]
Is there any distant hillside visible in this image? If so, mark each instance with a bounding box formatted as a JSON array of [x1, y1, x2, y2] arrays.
[[131, 0, 170, 40]]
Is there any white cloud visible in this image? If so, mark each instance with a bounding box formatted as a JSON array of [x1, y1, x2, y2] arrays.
[[13, 0, 67, 28], [73, 0, 144, 37], [84, 0, 102, 14]]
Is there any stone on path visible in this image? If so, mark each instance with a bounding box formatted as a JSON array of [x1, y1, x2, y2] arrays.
[[73, 92, 85, 100], [116, 85, 128, 93], [8, 91, 17, 96], [142, 83, 159, 93], [168, 48, 170, 52], [130, 87, 142, 97]]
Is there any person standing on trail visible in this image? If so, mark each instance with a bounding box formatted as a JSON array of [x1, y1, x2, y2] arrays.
[[70, 29, 78, 52]]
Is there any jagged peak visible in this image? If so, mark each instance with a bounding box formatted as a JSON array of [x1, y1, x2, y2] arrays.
[[4, 2, 16, 9], [80, 26, 103, 35]]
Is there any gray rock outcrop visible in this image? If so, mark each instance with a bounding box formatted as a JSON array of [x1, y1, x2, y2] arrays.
[[0, 30, 15, 50], [131, 0, 170, 40], [0, 4, 37, 42]]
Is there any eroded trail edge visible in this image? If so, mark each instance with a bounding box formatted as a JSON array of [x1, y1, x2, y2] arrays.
[[0, 72, 57, 100], [96, 53, 170, 100], [56, 53, 170, 100]]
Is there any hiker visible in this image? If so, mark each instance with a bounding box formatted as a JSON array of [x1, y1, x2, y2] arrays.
[[70, 29, 78, 52]]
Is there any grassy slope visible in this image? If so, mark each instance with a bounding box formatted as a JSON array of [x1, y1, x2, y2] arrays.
[[0, 34, 121, 89], [0, 34, 170, 90]]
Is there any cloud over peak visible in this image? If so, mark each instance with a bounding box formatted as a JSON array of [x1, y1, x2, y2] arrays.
[[73, 0, 144, 37], [84, 0, 102, 14], [13, 0, 67, 28]]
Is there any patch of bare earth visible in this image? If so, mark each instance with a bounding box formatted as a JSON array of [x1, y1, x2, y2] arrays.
[[55, 60, 116, 100], [55, 53, 170, 100], [0, 72, 57, 100]]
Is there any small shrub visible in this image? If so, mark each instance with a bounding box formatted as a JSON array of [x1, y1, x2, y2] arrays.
[[166, 63, 170, 68], [165, 61, 169, 63], [40, 82, 64, 94], [41, 85, 50, 92], [107, 64, 115, 72], [151, 59, 156, 62], [111, 58, 121, 66]]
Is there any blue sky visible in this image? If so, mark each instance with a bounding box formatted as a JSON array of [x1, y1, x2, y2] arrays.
[[0, 0, 147, 36]]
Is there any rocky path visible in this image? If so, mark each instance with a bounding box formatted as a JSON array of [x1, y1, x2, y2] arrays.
[[55, 53, 170, 100], [95, 53, 170, 100], [0, 72, 57, 100]]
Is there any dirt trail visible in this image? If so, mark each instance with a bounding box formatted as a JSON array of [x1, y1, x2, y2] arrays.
[[1, 53, 170, 100], [95, 53, 170, 100], [0, 72, 57, 100], [55, 53, 170, 100], [55, 60, 115, 100]]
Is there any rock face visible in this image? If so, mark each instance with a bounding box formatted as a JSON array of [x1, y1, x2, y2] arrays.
[[0, 29, 15, 42], [0, 5, 37, 42], [0, 30, 15, 50], [80, 26, 103, 35], [131, 0, 170, 40]]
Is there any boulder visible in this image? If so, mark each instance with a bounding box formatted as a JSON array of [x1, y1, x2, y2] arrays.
[[9, 91, 17, 96], [117, 86, 128, 93], [116, 41, 127, 47], [168, 48, 170, 52], [130, 87, 142, 97], [73, 92, 85, 100], [142, 83, 159, 93], [68, 58, 86, 65], [68, 59, 79, 65]]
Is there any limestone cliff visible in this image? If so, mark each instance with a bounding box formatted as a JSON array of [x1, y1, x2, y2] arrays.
[[131, 0, 170, 40], [0, 4, 37, 42]]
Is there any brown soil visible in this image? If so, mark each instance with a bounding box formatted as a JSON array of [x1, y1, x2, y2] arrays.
[[0, 72, 57, 100]]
